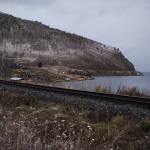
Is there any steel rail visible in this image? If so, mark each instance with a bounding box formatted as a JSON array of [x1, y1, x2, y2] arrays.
[[0, 79, 150, 109]]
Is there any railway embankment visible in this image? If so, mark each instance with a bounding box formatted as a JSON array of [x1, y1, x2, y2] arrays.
[[0, 80, 150, 118]]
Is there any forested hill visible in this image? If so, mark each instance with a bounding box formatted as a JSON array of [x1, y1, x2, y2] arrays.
[[0, 12, 135, 72]]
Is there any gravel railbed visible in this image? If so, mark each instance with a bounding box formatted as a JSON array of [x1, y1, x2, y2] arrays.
[[0, 83, 150, 118]]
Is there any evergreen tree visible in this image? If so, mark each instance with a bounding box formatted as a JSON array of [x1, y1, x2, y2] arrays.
[[38, 61, 42, 67]]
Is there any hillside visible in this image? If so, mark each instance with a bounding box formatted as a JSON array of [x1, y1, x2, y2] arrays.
[[0, 12, 136, 73]]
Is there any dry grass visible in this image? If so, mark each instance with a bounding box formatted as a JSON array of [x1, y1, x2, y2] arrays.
[[116, 85, 150, 98], [0, 90, 150, 150], [94, 85, 150, 98], [94, 85, 114, 94], [0, 91, 95, 150]]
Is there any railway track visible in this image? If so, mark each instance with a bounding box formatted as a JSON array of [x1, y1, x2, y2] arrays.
[[0, 79, 150, 109]]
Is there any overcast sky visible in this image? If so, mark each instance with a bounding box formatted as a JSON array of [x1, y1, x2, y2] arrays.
[[0, 0, 150, 72]]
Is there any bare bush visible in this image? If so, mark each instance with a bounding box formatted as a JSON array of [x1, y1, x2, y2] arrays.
[[94, 84, 150, 98], [116, 85, 150, 98], [94, 85, 114, 94]]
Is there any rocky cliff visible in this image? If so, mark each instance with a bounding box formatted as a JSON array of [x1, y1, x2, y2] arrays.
[[0, 12, 136, 72]]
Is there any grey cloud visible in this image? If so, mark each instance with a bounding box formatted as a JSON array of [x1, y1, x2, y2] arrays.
[[0, 0, 56, 4]]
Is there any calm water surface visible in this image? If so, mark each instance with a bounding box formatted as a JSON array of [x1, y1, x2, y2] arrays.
[[59, 72, 150, 92]]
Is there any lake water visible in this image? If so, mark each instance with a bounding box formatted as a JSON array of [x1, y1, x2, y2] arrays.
[[59, 72, 150, 92]]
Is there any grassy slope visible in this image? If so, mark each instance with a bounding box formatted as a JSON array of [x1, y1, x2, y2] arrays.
[[0, 90, 150, 150]]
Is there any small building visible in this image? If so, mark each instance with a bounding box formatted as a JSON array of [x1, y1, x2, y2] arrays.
[[11, 63, 27, 69], [11, 77, 22, 81], [20, 70, 36, 79], [65, 77, 70, 81]]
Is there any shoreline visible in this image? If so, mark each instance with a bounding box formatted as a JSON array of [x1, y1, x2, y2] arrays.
[[56, 70, 143, 82], [2, 64, 143, 84]]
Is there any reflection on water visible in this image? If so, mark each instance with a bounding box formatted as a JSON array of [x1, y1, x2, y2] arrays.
[[59, 72, 150, 92]]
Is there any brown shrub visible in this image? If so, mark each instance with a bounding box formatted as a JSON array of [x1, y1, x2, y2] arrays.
[[116, 85, 150, 98]]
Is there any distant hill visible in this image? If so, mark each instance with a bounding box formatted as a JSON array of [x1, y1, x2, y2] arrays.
[[0, 12, 136, 72]]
